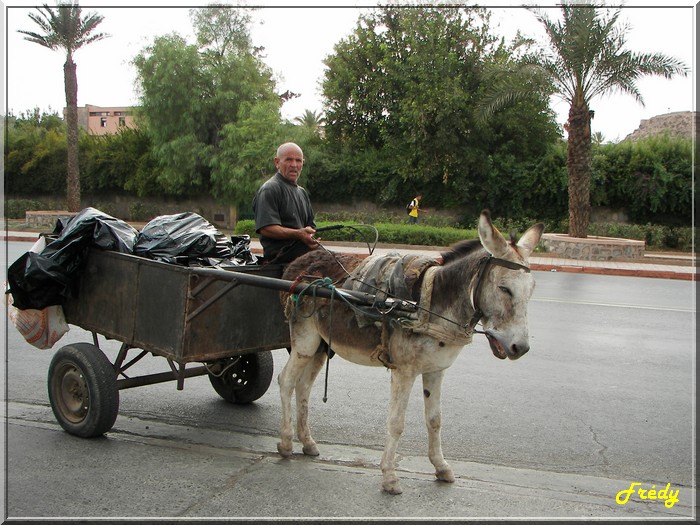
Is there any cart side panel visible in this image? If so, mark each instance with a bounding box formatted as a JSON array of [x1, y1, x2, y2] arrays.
[[132, 263, 188, 359], [63, 250, 290, 363], [182, 266, 290, 362], [63, 249, 138, 341]]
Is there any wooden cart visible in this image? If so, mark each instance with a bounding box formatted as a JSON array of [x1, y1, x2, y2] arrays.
[[51, 249, 290, 438]]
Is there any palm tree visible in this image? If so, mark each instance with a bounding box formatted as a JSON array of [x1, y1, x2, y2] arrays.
[[479, 2, 688, 238], [529, 2, 688, 237], [19, 2, 108, 212], [294, 109, 326, 137], [592, 131, 605, 146]]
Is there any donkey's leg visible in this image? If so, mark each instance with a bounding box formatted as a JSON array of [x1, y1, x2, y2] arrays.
[[422, 370, 455, 483], [295, 349, 327, 456], [277, 319, 322, 458], [380, 369, 417, 495]]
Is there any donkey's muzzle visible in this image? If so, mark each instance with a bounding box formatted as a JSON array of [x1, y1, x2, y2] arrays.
[[509, 342, 529, 360], [485, 332, 529, 360]]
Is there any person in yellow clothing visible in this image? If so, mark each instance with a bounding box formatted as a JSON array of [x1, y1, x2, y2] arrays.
[[407, 193, 425, 225]]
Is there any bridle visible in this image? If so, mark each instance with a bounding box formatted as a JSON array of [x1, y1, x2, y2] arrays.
[[467, 255, 531, 331]]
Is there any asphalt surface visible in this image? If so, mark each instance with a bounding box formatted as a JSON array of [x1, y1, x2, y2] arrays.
[[6, 401, 694, 520]]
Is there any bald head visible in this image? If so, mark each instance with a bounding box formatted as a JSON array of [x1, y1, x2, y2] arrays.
[[276, 142, 303, 159], [275, 142, 304, 185]]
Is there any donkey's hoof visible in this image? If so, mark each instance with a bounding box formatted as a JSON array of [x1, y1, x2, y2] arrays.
[[277, 442, 293, 458], [302, 443, 320, 456], [435, 466, 455, 483], [382, 478, 403, 495]]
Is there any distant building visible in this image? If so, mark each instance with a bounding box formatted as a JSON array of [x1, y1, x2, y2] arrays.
[[70, 104, 137, 135]]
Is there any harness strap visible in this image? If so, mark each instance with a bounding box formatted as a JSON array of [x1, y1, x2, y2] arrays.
[[491, 257, 531, 273], [399, 266, 474, 346], [468, 256, 530, 329]]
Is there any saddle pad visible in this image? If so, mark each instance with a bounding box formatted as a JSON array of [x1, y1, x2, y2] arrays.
[[343, 253, 438, 327]]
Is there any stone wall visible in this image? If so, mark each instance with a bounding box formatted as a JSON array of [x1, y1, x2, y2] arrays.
[[541, 233, 645, 260], [25, 210, 73, 230]]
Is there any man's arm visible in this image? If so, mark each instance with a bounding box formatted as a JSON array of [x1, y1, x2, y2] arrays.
[[259, 224, 318, 248]]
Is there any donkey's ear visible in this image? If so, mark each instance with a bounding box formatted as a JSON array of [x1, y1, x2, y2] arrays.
[[516, 223, 545, 259], [478, 210, 509, 258]]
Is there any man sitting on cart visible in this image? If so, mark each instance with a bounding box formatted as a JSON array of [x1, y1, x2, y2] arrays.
[[252, 142, 319, 265]]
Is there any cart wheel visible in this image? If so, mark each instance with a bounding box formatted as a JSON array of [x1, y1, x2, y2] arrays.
[[208, 351, 274, 404], [48, 343, 119, 438]]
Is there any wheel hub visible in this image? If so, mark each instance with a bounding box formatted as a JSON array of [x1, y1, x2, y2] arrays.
[[57, 365, 89, 423]]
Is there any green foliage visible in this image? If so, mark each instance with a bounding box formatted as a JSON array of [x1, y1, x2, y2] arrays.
[[294, 109, 326, 135], [235, 216, 691, 252], [18, 2, 108, 54], [4, 5, 692, 248], [319, 6, 560, 209], [79, 127, 157, 195], [88, 200, 120, 218], [132, 7, 282, 203], [234, 219, 477, 247], [316, 210, 461, 228], [587, 222, 693, 252], [4, 110, 68, 195], [4, 198, 56, 219], [477, 141, 568, 221], [305, 143, 396, 204], [210, 99, 283, 204], [371, 223, 478, 246], [522, 1, 689, 236], [5, 113, 691, 235], [593, 136, 692, 225]]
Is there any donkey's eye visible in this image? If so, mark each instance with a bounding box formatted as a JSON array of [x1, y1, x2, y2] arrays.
[[499, 285, 512, 297]]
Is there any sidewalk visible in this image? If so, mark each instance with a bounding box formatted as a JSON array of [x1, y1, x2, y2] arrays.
[[3, 228, 695, 281]]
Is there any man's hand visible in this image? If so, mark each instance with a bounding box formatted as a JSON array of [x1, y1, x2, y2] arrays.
[[259, 224, 319, 249], [298, 226, 319, 248]]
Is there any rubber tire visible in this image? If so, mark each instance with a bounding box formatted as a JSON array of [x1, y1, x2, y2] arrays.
[[48, 343, 119, 438], [208, 351, 274, 404]]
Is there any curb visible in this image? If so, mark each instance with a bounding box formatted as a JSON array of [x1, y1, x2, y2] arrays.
[[4, 234, 41, 243], [529, 263, 694, 281]]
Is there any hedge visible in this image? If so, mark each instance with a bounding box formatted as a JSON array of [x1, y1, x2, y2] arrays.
[[234, 220, 479, 248], [235, 219, 693, 252]]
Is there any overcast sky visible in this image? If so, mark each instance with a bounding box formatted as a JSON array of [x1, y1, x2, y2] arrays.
[[2, 0, 696, 142]]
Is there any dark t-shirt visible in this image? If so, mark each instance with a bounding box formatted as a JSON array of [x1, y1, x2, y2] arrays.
[[252, 172, 316, 262]]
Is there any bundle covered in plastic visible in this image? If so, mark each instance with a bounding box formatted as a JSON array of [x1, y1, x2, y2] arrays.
[[6, 208, 139, 310], [7, 208, 260, 314], [134, 212, 235, 265]]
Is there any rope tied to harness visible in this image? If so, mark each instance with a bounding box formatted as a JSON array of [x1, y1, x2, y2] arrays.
[[287, 275, 338, 402]]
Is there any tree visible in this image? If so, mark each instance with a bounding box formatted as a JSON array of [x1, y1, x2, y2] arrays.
[[132, 6, 283, 206], [529, 2, 688, 237], [18, 2, 108, 212], [4, 109, 68, 196], [80, 127, 158, 196], [294, 109, 326, 137], [320, 6, 559, 209]]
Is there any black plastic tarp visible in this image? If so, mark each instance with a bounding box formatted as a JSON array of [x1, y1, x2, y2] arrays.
[[7, 208, 259, 311], [133, 212, 235, 264], [6, 207, 139, 310]]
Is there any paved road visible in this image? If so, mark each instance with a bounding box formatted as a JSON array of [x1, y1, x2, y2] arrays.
[[2, 241, 696, 521]]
